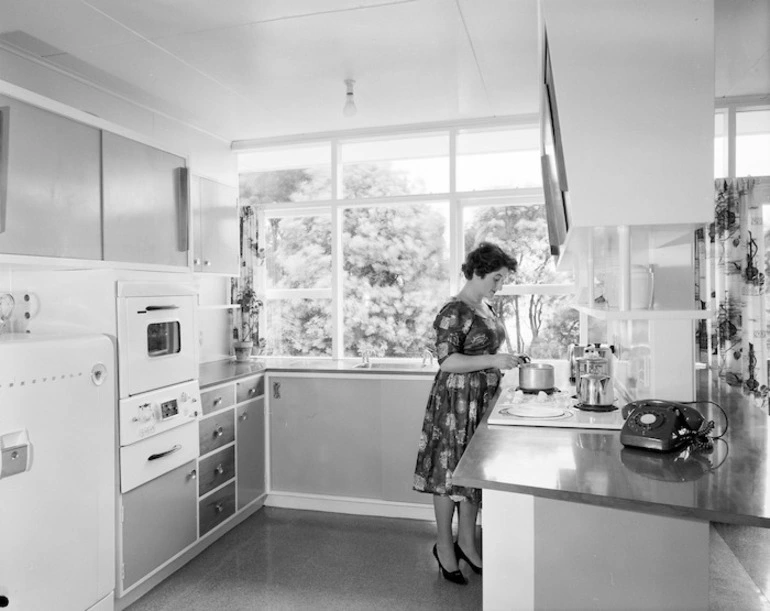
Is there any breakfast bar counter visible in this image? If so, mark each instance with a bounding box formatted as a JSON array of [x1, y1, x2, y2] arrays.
[[453, 371, 770, 610]]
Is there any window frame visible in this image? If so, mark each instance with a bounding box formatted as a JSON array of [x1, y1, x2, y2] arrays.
[[244, 119, 576, 359], [715, 95, 770, 179]]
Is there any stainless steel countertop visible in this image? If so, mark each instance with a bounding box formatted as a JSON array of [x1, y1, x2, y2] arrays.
[[199, 357, 438, 388], [453, 369, 770, 527]]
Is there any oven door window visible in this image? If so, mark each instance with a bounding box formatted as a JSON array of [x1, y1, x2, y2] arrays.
[[147, 321, 181, 357]]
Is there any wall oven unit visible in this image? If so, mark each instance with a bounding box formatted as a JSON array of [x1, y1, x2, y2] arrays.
[[117, 282, 198, 399], [115, 281, 201, 598]]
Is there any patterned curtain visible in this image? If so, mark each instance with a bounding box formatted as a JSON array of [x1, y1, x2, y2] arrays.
[[231, 204, 264, 353], [695, 177, 768, 408]]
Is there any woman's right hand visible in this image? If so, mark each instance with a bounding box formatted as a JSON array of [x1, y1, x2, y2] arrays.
[[493, 353, 520, 370]]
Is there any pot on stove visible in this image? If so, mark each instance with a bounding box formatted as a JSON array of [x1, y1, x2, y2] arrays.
[[518, 361, 555, 391]]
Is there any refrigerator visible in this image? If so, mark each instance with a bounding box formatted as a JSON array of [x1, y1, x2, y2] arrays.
[[0, 333, 116, 611]]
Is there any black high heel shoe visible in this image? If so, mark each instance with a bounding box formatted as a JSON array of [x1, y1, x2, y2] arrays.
[[432, 544, 467, 585], [454, 542, 482, 575]]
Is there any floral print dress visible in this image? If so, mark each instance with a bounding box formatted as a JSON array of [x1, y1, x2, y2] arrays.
[[413, 298, 507, 504]]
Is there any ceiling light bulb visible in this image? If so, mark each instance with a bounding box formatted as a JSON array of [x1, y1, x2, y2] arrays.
[[343, 79, 357, 117]]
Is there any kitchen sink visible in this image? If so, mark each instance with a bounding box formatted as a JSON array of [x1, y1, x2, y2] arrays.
[[351, 361, 436, 371]]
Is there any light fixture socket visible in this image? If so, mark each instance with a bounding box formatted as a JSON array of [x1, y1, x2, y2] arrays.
[[343, 79, 357, 117]]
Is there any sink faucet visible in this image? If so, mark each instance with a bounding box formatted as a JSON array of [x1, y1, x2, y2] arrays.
[[360, 348, 375, 365], [421, 348, 434, 367]]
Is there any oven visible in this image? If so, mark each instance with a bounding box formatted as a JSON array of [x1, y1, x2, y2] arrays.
[[117, 282, 197, 399]]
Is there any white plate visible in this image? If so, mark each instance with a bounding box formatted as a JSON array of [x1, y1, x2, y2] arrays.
[[499, 405, 568, 419]]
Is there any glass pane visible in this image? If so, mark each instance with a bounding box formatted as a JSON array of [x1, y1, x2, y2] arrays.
[[737, 109, 770, 177], [457, 127, 541, 190], [342, 202, 450, 357], [463, 202, 571, 283], [714, 111, 727, 179], [495, 294, 579, 359], [264, 299, 332, 357], [264, 214, 332, 289], [341, 134, 449, 197], [238, 143, 331, 203]]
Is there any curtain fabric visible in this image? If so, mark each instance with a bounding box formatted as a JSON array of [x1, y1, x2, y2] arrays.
[[695, 177, 768, 408]]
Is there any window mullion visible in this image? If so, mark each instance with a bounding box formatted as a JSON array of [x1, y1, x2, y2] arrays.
[[331, 138, 343, 359]]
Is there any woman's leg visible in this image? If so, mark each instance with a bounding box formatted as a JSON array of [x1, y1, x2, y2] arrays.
[[457, 499, 482, 567], [433, 495, 459, 571]]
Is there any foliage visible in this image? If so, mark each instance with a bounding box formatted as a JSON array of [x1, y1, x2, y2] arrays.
[[235, 279, 262, 343]]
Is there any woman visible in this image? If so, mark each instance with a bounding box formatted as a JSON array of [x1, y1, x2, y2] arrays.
[[413, 242, 525, 585]]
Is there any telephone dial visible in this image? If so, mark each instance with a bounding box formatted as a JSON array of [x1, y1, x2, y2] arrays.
[[620, 399, 707, 452]]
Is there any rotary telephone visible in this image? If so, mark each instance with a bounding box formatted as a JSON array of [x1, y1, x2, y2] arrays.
[[620, 399, 708, 452]]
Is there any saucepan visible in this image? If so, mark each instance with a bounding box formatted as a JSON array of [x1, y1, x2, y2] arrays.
[[517, 357, 555, 392]]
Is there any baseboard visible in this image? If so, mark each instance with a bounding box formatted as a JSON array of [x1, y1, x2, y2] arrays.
[[265, 491, 435, 521]]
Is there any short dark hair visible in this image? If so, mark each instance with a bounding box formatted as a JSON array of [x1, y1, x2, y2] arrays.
[[461, 242, 517, 280]]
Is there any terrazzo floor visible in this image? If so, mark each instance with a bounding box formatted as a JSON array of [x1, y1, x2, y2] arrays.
[[126, 507, 770, 610]]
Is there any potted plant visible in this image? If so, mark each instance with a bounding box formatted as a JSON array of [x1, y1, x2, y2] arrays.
[[234, 281, 262, 361]]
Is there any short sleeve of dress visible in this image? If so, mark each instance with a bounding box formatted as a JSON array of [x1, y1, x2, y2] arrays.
[[433, 300, 475, 365]]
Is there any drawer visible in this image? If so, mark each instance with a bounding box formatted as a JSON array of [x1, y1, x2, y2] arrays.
[[120, 422, 199, 493], [236, 375, 264, 403], [199, 409, 235, 456], [198, 445, 235, 496], [199, 481, 236, 536], [201, 384, 236, 416]]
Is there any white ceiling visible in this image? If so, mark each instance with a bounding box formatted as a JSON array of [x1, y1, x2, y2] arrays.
[[0, 0, 767, 144]]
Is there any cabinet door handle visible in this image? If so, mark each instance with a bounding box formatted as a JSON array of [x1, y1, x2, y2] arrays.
[[177, 166, 189, 253], [239, 412, 249, 422], [215, 464, 224, 476], [213, 397, 222, 407], [0, 108, 7, 234], [273, 382, 281, 399], [194, 258, 201, 265], [213, 426, 224, 438], [148, 444, 181, 461], [188, 469, 197, 480]]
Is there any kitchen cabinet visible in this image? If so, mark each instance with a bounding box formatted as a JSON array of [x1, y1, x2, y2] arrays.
[[120, 459, 198, 592], [102, 131, 189, 267], [0, 94, 101, 259], [541, 0, 714, 234], [269, 374, 432, 504], [236, 379, 266, 509], [197, 374, 266, 536], [191, 175, 239, 274]]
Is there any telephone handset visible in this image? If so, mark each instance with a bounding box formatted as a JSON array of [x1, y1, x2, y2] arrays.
[[620, 399, 705, 452]]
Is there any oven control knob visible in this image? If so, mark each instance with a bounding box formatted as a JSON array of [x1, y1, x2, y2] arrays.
[[180, 391, 189, 402]]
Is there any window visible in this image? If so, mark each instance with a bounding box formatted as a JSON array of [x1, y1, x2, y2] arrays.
[[457, 127, 541, 191], [714, 111, 727, 179], [341, 134, 449, 198], [238, 123, 574, 359], [239, 143, 331, 203], [262, 210, 332, 356], [342, 201, 450, 357], [736, 109, 770, 178]]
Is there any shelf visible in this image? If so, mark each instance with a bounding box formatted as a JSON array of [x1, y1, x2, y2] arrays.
[[198, 304, 238, 311], [573, 305, 713, 321]]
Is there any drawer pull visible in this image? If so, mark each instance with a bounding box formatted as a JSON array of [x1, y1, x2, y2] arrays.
[[213, 397, 222, 407], [215, 502, 224, 514], [215, 464, 224, 476], [148, 444, 181, 461], [239, 412, 249, 422], [189, 469, 197, 480], [213, 426, 224, 438], [248, 387, 256, 396]]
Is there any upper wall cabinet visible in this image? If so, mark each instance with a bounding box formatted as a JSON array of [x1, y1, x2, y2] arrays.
[[102, 132, 189, 267], [0, 95, 102, 259], [541, 0, 715, 234], [192, 176, 239, 275]]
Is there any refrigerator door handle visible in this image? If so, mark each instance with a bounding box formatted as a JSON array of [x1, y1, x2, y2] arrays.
[[147, 444, 182, 461]]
